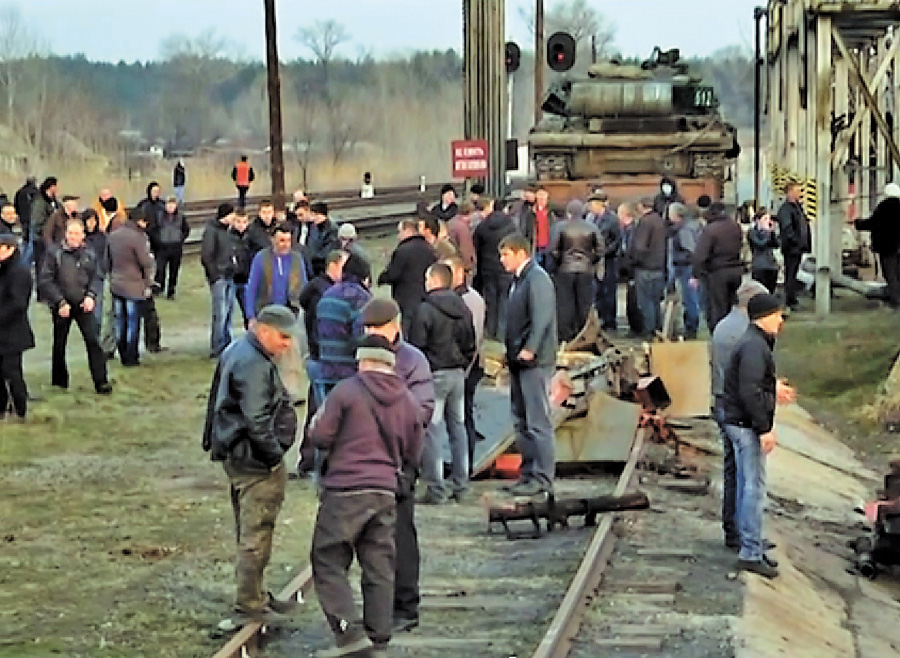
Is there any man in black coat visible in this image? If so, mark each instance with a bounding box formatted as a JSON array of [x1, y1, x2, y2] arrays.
[[499, 233, 559, 497], [408, 263, 476, 504], [307, 201, 340, 277], [473, 198, 516, 340], [776, 181, 811, 309], [13, 177, 37, 264], [378, 219, 437, 335], [693, 202, 744, 331], [631, 198, 668, 339], [201, 203, 238, 358], [430, 183, 458, 221], [0, 234, 34, 420], [586, 192, 622, 330], [855, 183, 900, 307], [248, 199, 278, 255], [38, 219, 111, 394]]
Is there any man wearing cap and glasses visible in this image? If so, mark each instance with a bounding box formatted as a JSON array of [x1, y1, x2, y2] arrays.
[[202, 304, 301, 626], [721, 293, 795, 579]]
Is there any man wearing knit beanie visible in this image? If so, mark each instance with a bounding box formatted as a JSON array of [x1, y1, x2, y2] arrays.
[[720, 291, 792, 579]]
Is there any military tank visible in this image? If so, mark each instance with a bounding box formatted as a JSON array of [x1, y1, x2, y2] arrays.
[[529, 47, 740, 199]]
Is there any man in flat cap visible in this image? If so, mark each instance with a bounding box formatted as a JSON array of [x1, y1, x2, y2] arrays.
[[203, 305, 301, 625]]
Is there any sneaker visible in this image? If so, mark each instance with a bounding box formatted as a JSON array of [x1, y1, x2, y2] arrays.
[[316, 636, 375, 657], [232, 604, 290, 627], [392, 617, 419, 633], [96, 383, 113, 395], [762, 553, 779, 569], [737, 558, 779, 579]]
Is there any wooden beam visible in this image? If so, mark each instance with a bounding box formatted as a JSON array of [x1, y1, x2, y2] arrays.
[[831, 35, 900, 168], [833, 28, 900, 170]]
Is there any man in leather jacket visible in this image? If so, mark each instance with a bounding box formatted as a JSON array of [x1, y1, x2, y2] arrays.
[[202, 305, 300, 625], [548, 200, 604, 341]]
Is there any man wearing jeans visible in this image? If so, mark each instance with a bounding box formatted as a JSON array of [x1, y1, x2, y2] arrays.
[[409, 263, 476, 504], [721, 293, 787, 579], [499, 233, 558, 497], [710, 280, 769, 550], [201, 203, 237, 358], [630, 197, 667, 339]]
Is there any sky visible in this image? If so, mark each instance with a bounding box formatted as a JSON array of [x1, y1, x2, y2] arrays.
[[17, 0, 763, 63]]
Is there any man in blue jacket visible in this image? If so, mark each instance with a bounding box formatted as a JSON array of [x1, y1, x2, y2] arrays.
[[499, 233, 558, 497]]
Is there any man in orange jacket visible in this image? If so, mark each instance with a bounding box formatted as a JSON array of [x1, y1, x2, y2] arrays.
[[231, 155, 255, 210]]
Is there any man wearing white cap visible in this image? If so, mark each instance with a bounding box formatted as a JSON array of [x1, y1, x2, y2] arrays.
[[855, 183, 900, 307]]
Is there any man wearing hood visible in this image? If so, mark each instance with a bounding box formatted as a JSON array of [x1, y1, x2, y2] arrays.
[[409, 263, 476, 504], [473, 197, 517, 340], [38, 219, 111, 394], [30, 176, 59, 280], [378, 219, 437, 335], [693, 202, 744, 330], [13, 177, 37, 264], [548, 198, 604, 341], [855, 182, 900, 307], [776, 181, 811, 310], [309, 333, 423, 656], [653, 176, 684, 219], [136, 182, 166, 252]]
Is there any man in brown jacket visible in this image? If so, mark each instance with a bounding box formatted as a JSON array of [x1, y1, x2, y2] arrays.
[[107, 208, 155, 366], [43, 195, 80, 248]]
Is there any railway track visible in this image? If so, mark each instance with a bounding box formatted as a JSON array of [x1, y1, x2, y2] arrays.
[[211, 428, 647, 658], [179, 182, 448, 256]]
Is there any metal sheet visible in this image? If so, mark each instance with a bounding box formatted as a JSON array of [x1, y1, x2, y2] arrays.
[[556, 392, 642, 463], [650, 341, 712, 418]]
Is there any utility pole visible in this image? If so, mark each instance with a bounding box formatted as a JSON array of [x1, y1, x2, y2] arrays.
[[754, 6, 766, 207], [264, 0, 285, 210], [534, 0, 544, 126]]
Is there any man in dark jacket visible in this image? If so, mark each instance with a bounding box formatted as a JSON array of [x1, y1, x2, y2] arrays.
[[13, 177, 37, 264], [855, 182, 900, 307], [693, 202, 744, 331], [152, 196, 190, 300], [136, 182, 166, 248], [307, 201, 339, 277], [230, 212, 254, 328], [378, 219, 437, 334], [748, 211, 780, 293], [309, 334, 423, 655], [248, 199, 278, 255], [173, 159, 186, 204], [631, 198, 668, 338], [653, 175, 685, 220], [776, 181, 811, 309], [667, 202, 702, 339], [201, 203, 238, 358], [295, 249, 347, 477], [30, 176, 59, 281], [430, 183, 458, 221], [0, 202, 22, 242], [38, 219, 111, 394], [586, 192, 622, 330], [202, 305, 299, 625], [473, 198, 516, 340], [548, 200, 604, 341], [617, 202, 643, 336], [499, 233, 558, 497], [409, 263, 476, 504], [362, 299, 435, 634], [43, 195, 80, 248], [722, 293, 785, 579], [0, 234, 34, 420], [107, 208, 156, 366]]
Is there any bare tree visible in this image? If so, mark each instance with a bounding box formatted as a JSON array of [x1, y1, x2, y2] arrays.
[[519, 0, 615, 57], [0, 5, 39, 131], [294, 20, 355, 164]]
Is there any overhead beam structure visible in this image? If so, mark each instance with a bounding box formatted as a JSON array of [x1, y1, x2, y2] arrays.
[[766, 0, 900, 315], [463, 0, 507, 197]]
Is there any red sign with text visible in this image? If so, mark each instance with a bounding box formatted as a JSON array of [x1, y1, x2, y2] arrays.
[[451, 139, 489, 179]]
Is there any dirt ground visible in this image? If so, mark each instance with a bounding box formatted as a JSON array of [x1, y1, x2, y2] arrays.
[[3, 246, 900, 657]]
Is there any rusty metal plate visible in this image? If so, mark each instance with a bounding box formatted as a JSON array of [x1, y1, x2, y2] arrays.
[[650, 341, 712, 418]]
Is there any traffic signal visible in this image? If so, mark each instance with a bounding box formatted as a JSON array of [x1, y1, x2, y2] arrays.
[[547, 32, 576, 72], [505, 41, 521, 74]]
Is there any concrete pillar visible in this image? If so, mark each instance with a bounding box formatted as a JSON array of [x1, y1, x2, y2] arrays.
[[463, 0, 507, 198], [815, 16, 833, 317]]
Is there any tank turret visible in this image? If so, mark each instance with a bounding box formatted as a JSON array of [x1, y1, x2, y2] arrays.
[[530, 47, 740, 183]]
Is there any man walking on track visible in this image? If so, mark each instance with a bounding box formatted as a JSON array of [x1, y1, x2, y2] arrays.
[[499, 233, 558, 497], [202, 305, 300, 626], [231, 155, 255, 211]]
